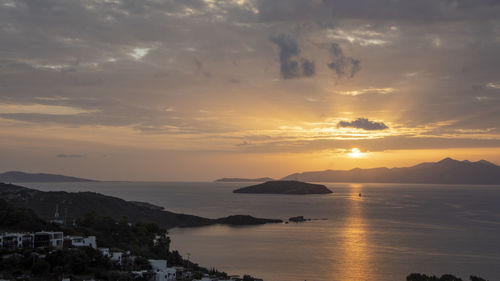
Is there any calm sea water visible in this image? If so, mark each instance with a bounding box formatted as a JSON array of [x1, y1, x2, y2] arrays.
[[20, 182, 500, 281]]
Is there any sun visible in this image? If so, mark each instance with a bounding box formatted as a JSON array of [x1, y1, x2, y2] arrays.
[[347, 148, 363, 158]]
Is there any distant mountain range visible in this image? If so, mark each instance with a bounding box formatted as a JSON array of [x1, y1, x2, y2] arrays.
[[0, 171, 97, 182], [215, 177, 274, 182], [282, 158, 500, 185]]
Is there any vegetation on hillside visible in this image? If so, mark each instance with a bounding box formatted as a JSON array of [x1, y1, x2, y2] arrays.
[[0, 199, 57, 232], [407, 273, 489, 281]]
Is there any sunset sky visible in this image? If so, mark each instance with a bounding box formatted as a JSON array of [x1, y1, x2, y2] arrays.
[[1, 0, 500, 181]]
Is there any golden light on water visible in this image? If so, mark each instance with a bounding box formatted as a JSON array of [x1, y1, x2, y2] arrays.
[[334, 184, 378, 280]]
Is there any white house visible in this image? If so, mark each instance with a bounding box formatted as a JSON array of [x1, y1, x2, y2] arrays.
[[149, 259, 168, 281], [1, 232, 62, 249], [33, 231, 63, 248], [98, 247, 123, 264], [166, 267, 177, 281], [1, 233, 25, 249], [65, 236, 97, 249], [98, 247, 110, 256], [110, 251, 124, 264]]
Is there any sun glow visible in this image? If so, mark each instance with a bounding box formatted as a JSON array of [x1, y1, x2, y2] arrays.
[[348, 148, 363, 158]]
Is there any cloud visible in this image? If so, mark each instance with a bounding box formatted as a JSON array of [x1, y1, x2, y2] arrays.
[[327, 43, 361, 78], [194, 57, 203, 71], [270, 34, 315, 79], [487, 82, 500, 89], [256, 0, 500, 22], [337, 88, 395, 96], [301, 58, 315, 77], [56, 153, 84, 158], [337, 118, 388, 130], [235, 140, 251, 146]]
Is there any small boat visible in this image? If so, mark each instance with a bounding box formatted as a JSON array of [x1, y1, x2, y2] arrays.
[[358, 193, 362, 197]]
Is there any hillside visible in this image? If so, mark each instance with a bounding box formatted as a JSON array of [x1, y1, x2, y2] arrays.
[[233, 181, 333, 194], [0, 171, 97, 182], [0, 183, 281, 229], [282, 158, 500, 185], [0, 198, 57, 232]]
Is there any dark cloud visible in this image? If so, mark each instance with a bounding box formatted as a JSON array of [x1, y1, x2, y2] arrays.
[[270, 34, 301, 79], [57, 153, 84, 158], [337, 118, 388, 131], [327, 43, 361, 78], [270, 34, 315, 79], [256, 0, 500, 22], [301, 58, 315, 77]]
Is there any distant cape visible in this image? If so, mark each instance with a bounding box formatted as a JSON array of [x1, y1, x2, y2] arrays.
[[281, 158, 500, 185], [215, 177, 274, 182], [0, 171, 97, 183]]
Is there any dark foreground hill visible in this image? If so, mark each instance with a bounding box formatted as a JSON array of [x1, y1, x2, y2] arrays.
[[0, 199, 57, 232], [233, 180, 333, 194], [282, 158, 500, 185], [0, 183, 281, 229], [0, 171, 97, 182]]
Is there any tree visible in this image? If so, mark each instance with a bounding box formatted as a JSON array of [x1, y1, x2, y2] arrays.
[[470, 276, 488, 281], [32, 259, 50, 275]]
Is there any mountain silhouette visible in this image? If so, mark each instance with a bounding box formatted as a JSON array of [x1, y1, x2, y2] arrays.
[[281, 158, 500, 185], [0, 171, 97, 182]]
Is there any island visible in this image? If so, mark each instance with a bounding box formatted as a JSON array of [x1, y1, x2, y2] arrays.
[[289, 216, 308, 222], [215, 177, 274, 182], [233, 180, 333, 195], [216, 215, 282, 225]]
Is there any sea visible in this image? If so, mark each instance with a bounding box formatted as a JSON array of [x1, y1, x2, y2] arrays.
[[19, 181, 500, 281]]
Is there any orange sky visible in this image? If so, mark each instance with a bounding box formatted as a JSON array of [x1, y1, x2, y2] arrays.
[[1, 0, 500, 180]]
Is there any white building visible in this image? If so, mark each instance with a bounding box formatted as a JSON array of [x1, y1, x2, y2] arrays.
[[65, 236, 97, 249], [98, 247, 110, 256], [1, 233, 30, 249], [166, 267, 177, 281], [33, 231, 63, 248], [110, 251, 124, 264], [1, 232, 63, 249], [99, 248, 125, 265], [149, 259, 168, 281]]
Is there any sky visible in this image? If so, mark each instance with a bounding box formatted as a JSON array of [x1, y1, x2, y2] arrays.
[[1, 0, 500, 181]]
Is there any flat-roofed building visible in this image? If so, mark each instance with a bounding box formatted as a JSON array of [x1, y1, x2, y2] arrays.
[[34, 231, 63, 248], [64, 235, 97, 249]]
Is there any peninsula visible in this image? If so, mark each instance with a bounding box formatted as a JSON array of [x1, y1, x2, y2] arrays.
[[215, 177, 274, 182], [233, 180, 333, 195], [0, 171, 97, 183], [0, 182, 282, 229]]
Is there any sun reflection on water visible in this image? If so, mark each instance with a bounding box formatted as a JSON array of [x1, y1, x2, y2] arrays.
[[332, 184, 378, 280]]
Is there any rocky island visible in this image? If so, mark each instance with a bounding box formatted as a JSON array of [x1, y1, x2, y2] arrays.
[[233, 180, 333, 195]]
